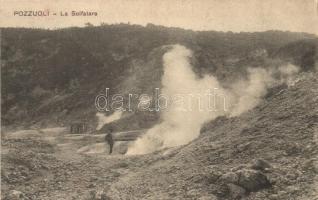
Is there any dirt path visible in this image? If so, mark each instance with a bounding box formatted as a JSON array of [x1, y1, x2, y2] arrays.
[[2, 128, 146, 200]]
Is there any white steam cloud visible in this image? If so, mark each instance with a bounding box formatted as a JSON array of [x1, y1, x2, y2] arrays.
[[127, 44, 300, 155], [229, 68, 274, 116], [127, 45, 226, 154], [230, 63, 300, 116], [96, 110, 123, 130]]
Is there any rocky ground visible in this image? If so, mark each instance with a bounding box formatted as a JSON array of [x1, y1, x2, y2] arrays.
[[1, 72, 318, 200]]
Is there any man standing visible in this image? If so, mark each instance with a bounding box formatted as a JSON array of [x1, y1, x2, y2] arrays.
[[105, 128, 114, 154]]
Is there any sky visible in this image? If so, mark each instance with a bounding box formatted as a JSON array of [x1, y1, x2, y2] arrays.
[[0, 0, 317, 34]]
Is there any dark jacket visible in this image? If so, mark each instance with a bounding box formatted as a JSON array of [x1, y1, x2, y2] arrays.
[[105, 133, 114, 144]]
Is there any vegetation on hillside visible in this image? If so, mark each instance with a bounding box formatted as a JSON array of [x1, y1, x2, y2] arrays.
[[1, 24, 317, 130]]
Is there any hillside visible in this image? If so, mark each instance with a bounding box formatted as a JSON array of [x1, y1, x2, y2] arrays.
[[104, 72, 318, 200], [1, 25, 317, 131]]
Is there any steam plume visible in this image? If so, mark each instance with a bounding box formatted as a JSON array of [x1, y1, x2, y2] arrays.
[[127, 45, 226, 154], [230, 63, 300, 116], [96, 111, 123, 130], [229, 68, 274, 116]]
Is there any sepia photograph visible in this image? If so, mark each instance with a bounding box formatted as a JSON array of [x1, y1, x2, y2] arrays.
[[1, 0, 318, 199]]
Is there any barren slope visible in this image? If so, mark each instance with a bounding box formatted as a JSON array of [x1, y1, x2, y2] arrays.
[[106, 72, 318, 200]]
